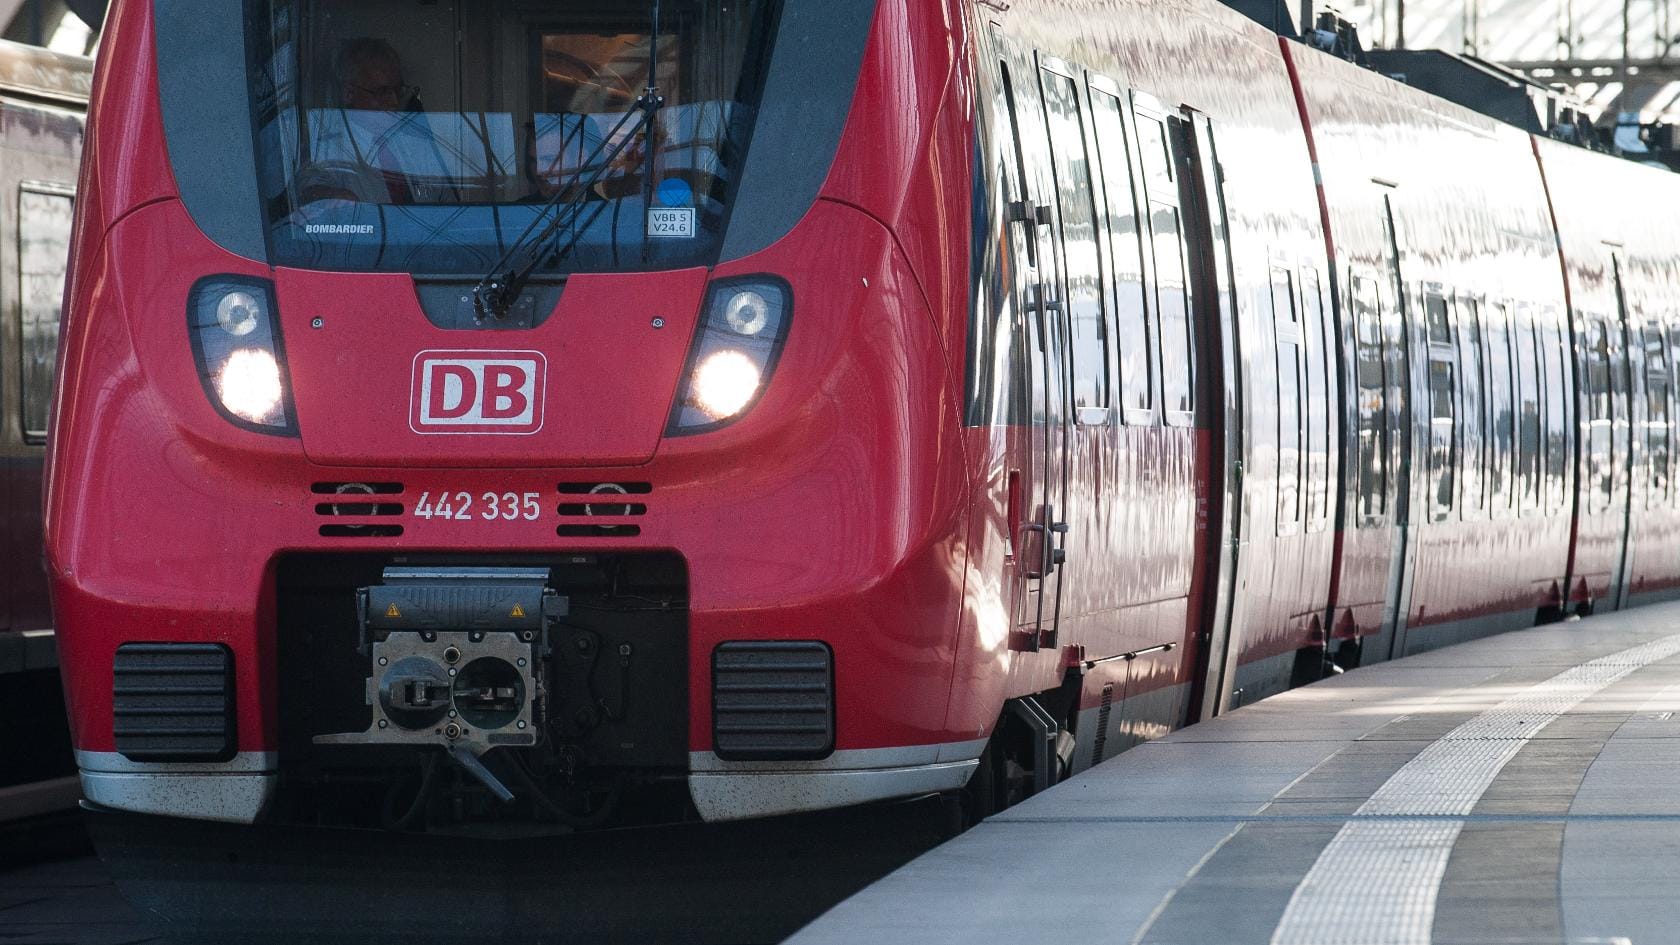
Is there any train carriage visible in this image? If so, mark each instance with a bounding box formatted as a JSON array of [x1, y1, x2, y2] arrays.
[[0, 38, 88, 824], [1538, 137, 1680, 611], [1289, 42, 1578, 658]]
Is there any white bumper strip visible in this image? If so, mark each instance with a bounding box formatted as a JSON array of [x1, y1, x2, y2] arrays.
[[688, 741, 989, 822], [687, 738, 988, 774], [75, 750, 277, 824]]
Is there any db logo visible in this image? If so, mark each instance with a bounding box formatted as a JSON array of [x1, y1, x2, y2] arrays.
[[409, 350, 546, 435]]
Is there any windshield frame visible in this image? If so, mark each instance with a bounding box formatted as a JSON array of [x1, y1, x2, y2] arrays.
[[151, 0, 880, 275]]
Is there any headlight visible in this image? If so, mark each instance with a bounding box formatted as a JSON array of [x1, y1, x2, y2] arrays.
[[693, 350, 763, 420], [669, 278, 791, 434], [723, 290, 771, 336], [189, 277, 296, 434], [217, 349, 285, 423], [216, 291, 263, 337]]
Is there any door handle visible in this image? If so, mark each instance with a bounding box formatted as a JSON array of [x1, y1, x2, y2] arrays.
[[1026, 282, 1061, 314], [1025, 521, 1068, 535], [1026, 519, 1069, 575], [1008, 200, 1053, 227]]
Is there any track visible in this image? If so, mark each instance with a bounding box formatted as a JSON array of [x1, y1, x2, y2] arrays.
[[0, 796, 951, 945]]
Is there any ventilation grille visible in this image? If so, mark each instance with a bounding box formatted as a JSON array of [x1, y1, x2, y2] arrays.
[[712, 641, 834, 761], [313, 482, 404, 537], [113, 643, 235, 762], [557, 482, 651, 538]]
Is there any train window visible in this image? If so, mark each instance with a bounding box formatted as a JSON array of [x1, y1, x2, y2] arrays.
[[1425, 291, 1452, 343], [1486, 304, 1515, 518], [1135, 110, 1173, 189], [19, 185, 74, 443], [1543, 318, 1569, 512], [1645, 324, 1671, 507], [1353, 275, 1386, 524], [1516, 309, 1542, 515], [1150, 206, 1193, 419], [1301, 268, 1331, 530], [1135, 108, 1192, 421], [245, 0, 780, 276], [982, 58, 1032, 428], [1585, 316, 1613, 514], [1089, 88, 1151, 421], [1040, 68, 1108, 411], [1273, 268, 1302, 532], [1425, 292, 1456, 522], [1672, 322, 1680, 511], [997, 59, 1051, 432], [1457, 298, 1486, 515]]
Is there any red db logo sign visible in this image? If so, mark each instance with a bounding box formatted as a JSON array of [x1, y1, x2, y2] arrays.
[[410, 350, 546, 435]]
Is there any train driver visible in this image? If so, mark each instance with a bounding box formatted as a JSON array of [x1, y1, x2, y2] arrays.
[[338, 37, 416, 113], [297, 37, 442, 206]]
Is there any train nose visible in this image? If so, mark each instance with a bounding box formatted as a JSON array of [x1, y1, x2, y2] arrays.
[[276, 267, 710, 468]]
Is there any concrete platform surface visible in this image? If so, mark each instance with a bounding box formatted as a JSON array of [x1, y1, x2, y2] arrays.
[[791, 602, 1680, 945]]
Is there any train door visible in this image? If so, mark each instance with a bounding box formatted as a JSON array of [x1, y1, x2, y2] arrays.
[[1176, 113, 1245, 721], [1608, 255, 1637, 609], [1375, 193, 1418, 659], [1036, 56, 1105, 660], [1127, 94, 1204, 728], [995, 39, 1069, 650]]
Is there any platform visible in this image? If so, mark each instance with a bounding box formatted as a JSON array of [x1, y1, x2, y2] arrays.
[[792, 601, 1680, 945]]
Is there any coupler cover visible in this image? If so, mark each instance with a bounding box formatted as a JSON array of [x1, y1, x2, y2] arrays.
[[363, 567, 561, 635]]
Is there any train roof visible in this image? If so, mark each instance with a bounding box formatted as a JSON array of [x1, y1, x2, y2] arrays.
[[0, 38, 91, 109], [1218, 1, 1678, 172]]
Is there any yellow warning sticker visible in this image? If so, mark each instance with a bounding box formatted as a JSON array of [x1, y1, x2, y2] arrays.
[[510, 603, 527, 619], [385, 603, 401, 618]]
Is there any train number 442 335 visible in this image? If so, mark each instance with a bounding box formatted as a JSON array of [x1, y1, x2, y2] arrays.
[[413, 491, 543, 522]]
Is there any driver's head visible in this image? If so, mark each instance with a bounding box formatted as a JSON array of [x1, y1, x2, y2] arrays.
[[339, 38, 407, 110]]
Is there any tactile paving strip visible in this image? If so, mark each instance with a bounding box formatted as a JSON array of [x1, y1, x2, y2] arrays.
[[1269, 634, 1680, 945]]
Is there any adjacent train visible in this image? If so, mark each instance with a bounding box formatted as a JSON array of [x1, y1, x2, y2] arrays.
[[0, 39, 87, 825], [46, 0, 1680, 832]]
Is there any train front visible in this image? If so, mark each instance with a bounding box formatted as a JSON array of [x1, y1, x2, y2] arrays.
[[47, 0, 979, 831]]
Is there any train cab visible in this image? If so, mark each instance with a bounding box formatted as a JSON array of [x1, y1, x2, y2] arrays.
[[48, 0, 998, 831]]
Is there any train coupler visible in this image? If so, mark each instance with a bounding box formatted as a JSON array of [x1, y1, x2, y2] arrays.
[[314, 567, 565, 801]]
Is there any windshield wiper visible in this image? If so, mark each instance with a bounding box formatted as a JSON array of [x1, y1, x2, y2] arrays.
[[473, 0, 665, 321]]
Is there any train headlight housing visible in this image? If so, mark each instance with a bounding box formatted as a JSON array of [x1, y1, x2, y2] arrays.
[[189, 277, 296, 434], [669, 278, 791, 433]]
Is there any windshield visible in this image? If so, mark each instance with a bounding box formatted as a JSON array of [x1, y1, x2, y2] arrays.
[[246, 0, 780, 275]]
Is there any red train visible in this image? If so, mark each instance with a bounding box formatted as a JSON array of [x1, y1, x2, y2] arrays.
[[46, 0, 1680, 831]]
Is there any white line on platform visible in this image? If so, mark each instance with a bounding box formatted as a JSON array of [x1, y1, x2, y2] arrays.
[[1269, 633, 1680, 945]]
